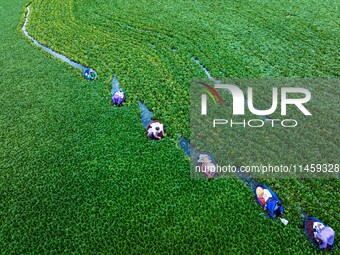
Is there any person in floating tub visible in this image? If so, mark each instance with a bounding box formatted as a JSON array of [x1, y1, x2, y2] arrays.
[[256, 186, 282, 218], [313, 223, 335, 249], [83, 68, 98, 81], [196, 153, 217, 179], [112, 89, 125, 106], [146, 120, 164, 140]]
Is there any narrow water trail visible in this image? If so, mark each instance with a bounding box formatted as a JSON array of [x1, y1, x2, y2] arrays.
[[22, 6, 87, 71], [192, 56, 261, 184]]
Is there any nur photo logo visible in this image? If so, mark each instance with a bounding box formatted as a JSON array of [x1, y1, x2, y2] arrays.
[[198, 81, 312, 128], [190, 78, 338, 179]]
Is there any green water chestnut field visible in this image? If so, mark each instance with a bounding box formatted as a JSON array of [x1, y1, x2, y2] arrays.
[[0, 0, 339, 254]]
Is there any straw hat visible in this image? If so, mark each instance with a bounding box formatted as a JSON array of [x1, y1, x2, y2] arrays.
[[256, 186, 264, 198]]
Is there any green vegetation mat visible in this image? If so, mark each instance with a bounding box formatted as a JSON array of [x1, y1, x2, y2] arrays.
[[0, 0, 338, 254], [26, 0, 340, 139]]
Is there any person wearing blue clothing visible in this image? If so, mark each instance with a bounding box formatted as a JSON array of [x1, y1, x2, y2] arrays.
[[265, 197, 283, 218], [256, 186, 283, 218]]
